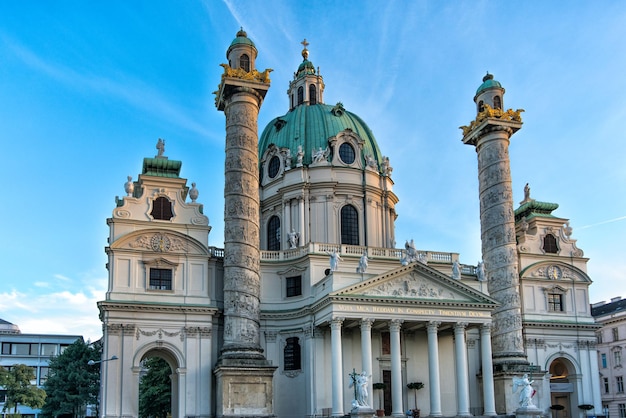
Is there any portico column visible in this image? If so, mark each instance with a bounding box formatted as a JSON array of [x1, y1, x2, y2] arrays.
[[454, 322, 470, 416], [331, 318, 345, 417], [427, 321, 442, 417], [480, 323, 496, 416], [361, 318, 374, 408], [390, 319, 404, 418]]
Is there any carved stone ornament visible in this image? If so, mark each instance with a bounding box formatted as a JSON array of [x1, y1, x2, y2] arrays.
[[360, 273, 467, 301]]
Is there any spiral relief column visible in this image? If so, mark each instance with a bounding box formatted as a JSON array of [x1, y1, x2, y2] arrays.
[[214, 29, 276, 418], [462, 74, 528, 414]]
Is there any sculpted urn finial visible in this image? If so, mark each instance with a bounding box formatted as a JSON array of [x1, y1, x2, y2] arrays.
[[189, 182, 199, 202], [124, 176, 134, 197]]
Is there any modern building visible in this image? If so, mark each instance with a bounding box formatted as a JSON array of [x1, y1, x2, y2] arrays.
[[0, 319, 83, 418], [97, 31, 602, 418], [592, 297, 626, 418]]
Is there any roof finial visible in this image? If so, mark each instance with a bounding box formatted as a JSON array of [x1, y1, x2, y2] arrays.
[[301, 38, 309, 60]]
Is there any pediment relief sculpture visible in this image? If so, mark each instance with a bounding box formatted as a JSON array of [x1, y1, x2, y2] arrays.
[[357, 272, 472, 302]]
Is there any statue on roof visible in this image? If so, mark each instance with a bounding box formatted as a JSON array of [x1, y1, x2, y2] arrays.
[[357, 251, 369, 274], [476, 261, 486, 282], [156, 138, 165, 157], [520, 183, 534, 205], [288, 229, 299, 249], [312, 146, 330, 164], [296, 145, 304, 167], [452, 259, 461, 280]]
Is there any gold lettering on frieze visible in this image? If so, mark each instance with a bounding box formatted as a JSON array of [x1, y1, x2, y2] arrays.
[[334, 304, 489, 318]]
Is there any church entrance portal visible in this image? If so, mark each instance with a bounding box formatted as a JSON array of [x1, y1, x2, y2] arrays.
[[549, 358, 577, 418]]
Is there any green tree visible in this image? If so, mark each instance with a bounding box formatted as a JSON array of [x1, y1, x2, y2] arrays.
[[0, 364, 47, 414], [42, 339, 101, 418], [138, 357, 171, 418]]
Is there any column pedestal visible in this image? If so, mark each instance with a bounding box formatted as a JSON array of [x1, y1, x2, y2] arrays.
[[214, 362, 277, 418], [351, 408, 376, 418]]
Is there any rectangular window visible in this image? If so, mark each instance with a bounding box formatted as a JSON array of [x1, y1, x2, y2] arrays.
[[598, 331, 603, 344], [602, 353, 608, 368], [2, 343, 38, 355], [381, 332, 391, 355], [620, 404, 626, 418], [616, 350, 623, 367], [41, 343, 58, 356], [286, 276, 302, 297], [548, 293, 563, 311], [617, 376, 624, 393], [39, 366, 49, 386], [149, 268, 172, 290], [604, 377, 610, 393], [614, 327, 620, 342]]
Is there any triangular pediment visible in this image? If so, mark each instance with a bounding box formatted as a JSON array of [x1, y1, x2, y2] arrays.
[[332, 262, 498, 306]]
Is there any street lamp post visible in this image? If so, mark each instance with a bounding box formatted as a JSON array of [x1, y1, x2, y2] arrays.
[[88, 355, 118, 366], [88, 355, 118, 418]]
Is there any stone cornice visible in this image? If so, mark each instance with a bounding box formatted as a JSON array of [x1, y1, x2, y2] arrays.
[[522, 320, 600, 330], [98, 300, 219, 315]]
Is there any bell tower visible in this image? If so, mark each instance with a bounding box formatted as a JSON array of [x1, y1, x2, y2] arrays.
[[214, 29, 276, 418]]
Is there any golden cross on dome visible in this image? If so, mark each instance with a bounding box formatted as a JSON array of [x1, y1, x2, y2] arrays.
[[301, 38, 309, 49]]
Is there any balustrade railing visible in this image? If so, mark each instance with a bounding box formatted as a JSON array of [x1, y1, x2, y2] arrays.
[[211, 243, 477, 276]]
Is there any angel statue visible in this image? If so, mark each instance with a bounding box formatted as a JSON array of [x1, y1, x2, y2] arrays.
[[349, 369, 371, 408], [512, 374, 535, 408]]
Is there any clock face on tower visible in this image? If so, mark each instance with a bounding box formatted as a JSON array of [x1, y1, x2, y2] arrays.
[[151, 233, 171, 252], [547, 265, 562, 280]]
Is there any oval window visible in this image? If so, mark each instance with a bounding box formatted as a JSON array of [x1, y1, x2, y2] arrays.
[[339, 143, 355, 164], [268, 156, 280, 178]]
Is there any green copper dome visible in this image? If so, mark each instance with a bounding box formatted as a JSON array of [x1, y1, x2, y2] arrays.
[[476, 73, 502, 95], [297, 60, 315, 77], [259, 103, 384, 168], [227, 28, 256, 56]]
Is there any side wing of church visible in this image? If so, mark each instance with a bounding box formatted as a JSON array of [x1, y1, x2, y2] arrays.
[[97, 31, 601, 418]]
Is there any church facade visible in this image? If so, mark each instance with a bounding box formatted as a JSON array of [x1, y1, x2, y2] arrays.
[[97, 31, 601, 418]]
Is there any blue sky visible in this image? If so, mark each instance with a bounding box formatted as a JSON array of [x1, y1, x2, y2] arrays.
[[1, 1, 625, 342]]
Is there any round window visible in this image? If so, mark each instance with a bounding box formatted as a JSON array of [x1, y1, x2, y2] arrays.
[[339, 143, 355, 164], [268, 156, 280, 178]]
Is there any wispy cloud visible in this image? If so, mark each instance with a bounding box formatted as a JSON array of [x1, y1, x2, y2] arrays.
[[579, 215, 626, 230], [0, 34, 212, 140]]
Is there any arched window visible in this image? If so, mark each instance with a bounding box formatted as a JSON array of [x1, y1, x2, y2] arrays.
[[297, 86, 304, 105], [309, 84, 317, 105], [291, 94, 294, 109], [341, 205, 359, 245], [478, 100, 485, 113], [151, 196, 173, 220], [493, 95, 502, 109], [240, 54, 250, 72], [267, 216, 281, 250], [543, 234, 558, 254]]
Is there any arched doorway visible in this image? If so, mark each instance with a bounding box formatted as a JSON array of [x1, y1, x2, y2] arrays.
[[138, 349, 179, 418], [549, 357, 578, 418]]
